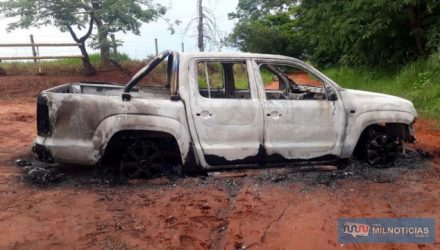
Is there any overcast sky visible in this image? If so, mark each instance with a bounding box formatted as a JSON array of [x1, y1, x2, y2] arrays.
[[0, 0, 239, 59]]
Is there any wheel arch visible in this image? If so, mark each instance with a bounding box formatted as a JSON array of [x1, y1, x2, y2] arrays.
[[100, 130, 182, 165], [341, 111, 415, 158], [92, 115, 191, 165]]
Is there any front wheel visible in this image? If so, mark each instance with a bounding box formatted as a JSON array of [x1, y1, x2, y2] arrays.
[[365, 129, 401, 167]]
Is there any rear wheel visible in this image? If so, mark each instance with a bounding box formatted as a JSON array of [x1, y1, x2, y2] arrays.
[[120, 140, 165, 179]]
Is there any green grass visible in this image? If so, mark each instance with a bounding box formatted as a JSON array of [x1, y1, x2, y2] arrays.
[[261, 68, 275, 86], [197, 62, 250, 90], [0, 53, 132, 75], [323, 52, 440, 120]]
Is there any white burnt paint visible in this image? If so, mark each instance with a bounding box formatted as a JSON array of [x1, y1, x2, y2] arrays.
[[33, 51, 417, 169]]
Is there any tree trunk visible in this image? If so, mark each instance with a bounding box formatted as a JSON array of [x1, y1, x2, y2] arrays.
[[0, 66, 6, 76], [79, 43, 96, 76], [197, 0, 204, 52], [66, 17, 96, 76], [95, 18, 111, 66], [408, 5, 425, 56]]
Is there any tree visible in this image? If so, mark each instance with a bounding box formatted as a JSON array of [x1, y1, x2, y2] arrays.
[[84, 0, 167, 65], [228, 0, 298, 20], [0, 0, 97, 75], [298, 0, 440, 67], [229, 0, 440, 67], [197, 0, 204, 51], [67, 15, 96, 75], [0, 0, 169, 72], [227, 0, 305, 58]]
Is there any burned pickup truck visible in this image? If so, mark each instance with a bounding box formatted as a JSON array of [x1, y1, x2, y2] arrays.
[[33, 51, 416, 178]]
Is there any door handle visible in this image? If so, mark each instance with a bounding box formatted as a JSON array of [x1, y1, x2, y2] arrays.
[[267, 111, 282, 119], [196, 110, 212, 119]]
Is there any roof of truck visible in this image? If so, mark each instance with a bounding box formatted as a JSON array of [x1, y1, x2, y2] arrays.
[[178, 51, 300, 62], [175, 51, 341, 89]]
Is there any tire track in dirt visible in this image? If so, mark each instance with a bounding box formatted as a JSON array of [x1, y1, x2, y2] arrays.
[[208, 180, 244, 249]]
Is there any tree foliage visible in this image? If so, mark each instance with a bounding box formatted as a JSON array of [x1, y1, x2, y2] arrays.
[[1, 0, 99, 74], [227, 0, 304, 57], [87, 0, 167, 64], [0, 0, 168, 68], [228, 0, 440, 67]]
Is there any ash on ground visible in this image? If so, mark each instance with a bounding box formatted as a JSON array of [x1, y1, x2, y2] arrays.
[[253, 149, 432, 188], [15, 149, 432, 189]]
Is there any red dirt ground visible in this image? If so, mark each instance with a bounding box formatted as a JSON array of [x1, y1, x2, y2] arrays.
[[265, 72, 323, 90], [1, 72, 440, 249]]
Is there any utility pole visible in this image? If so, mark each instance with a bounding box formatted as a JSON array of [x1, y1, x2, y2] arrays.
[[184, 0, 222, 52], [155, 38, 159, 55], [197, 0, 204, 52]]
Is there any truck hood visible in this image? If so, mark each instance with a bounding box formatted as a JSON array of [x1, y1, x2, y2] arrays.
[[339, 89, 417, 117]]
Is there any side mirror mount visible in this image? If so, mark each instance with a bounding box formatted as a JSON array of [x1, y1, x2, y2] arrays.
[[328, 92, 338, 101], [326, 86, 338, 101]]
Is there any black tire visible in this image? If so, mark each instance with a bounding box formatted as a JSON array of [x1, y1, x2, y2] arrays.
[[364, 128, 401, 167], [120, 140, 165, 179]]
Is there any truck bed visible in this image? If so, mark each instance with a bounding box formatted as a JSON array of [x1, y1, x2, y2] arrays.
[[47, 82, 171, 99]]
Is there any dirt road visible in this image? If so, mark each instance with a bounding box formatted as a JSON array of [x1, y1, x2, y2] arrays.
[[1, 72, 440, 249]]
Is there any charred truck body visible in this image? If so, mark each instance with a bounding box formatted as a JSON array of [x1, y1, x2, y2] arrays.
[[33, 51, 417, 177]]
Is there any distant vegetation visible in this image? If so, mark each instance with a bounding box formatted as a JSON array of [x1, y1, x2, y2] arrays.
[[229, 0, 440, 68], [228, 0, 440, 120], [324, 51, 440, 120], [0, 0, 173, 75], [0, 53, 139, 76]]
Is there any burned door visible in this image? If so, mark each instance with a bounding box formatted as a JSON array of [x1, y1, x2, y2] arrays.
[[189, 59, 264, 166], [256, 62, 343, 161]]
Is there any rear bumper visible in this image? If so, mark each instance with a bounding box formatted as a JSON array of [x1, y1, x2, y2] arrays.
[[32, 143, 54, 163], [32, 136, 99, 166]]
